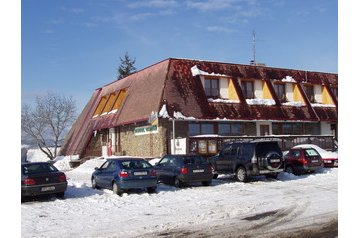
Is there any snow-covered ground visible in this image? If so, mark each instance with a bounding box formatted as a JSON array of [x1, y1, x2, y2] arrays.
[[22, 149, 338, 237]]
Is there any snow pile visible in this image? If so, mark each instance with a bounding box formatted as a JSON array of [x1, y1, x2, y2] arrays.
[[191, 65, 228, 77], [53, 155, 80, 171], [282, 101, 305, 107], [208, 98, 240, 103], [26, 148, 54, 162], [246, 98, 276, 105], [149, 158, 161, 166], [281, 76, 296, 83], [66, 157, 106, 186]]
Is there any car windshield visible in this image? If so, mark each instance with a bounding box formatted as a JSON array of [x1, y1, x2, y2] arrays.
[[304, 149, 320, 157], [183, 156, 206, 165], [121, 160, 152, 169], [22, 163, 58, 175]]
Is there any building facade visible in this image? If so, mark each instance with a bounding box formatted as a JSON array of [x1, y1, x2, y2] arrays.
[[60, 58, 338, 158]]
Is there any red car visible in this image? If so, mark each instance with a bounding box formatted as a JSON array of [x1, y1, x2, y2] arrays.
[[293, 144, 338, 168], [284, 147, 323, 175]]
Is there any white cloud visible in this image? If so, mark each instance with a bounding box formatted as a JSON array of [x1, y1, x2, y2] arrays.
[[186, 0, 236, 11], [127, 0, 179, 9], [205, 25, 236, 33]]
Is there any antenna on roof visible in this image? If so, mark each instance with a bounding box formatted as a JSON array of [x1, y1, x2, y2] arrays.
[[250, 30, 266, 67], [251, 30, 256, 65]]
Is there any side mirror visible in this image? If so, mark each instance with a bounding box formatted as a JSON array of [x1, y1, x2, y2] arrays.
[[155, 162, 159, 166]]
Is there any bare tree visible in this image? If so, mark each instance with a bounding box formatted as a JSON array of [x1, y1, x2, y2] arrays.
[[21, 93, 76, 160]]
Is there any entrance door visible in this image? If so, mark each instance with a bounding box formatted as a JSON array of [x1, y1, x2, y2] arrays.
[[260, 125, 270, 136]]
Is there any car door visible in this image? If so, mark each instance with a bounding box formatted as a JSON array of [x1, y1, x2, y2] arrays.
[[216, 145, 232, 172], [225, 144, 239, 172], [95, 160, 117, 189], [155, 156, 172, 183]]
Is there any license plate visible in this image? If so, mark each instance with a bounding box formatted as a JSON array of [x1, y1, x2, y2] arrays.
[[134, 171, 147, 176], [193, 169, 204, 173], [324, 160, 332, 163], [41, 186, 55, 192], [311, 160, 318, 163]]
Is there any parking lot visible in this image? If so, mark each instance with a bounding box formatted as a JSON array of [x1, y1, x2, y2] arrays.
[[21, 156, 338, 238]]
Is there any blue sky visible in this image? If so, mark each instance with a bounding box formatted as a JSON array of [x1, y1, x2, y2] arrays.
[[22, 0, 338, 111]]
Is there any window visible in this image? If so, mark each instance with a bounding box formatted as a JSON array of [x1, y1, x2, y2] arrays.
[[304, 85, 315, 103], [201, 123, 214, 134], [205, 78, 219, 97], [274, 83, 286, 102], [218, 123, 243, 136], [241, 81, 254, 99], [189, 123, 200, 136], [331, 86, 338, 98]]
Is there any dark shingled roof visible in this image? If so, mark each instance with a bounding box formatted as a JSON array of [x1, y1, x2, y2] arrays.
[[61, 58, 337, 156]]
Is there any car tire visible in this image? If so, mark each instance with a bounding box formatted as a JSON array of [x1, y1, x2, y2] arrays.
[[285, 166, 294, 174], [91, 177, 98, 189], [147, 186, 157, 194], [56, 192, 65, 199], [202, 180, 212, 186], [212, 174, 218, 179], [236, 167, 248, 183], [174, 177, 183, 188], [112, 182, 122, 195]]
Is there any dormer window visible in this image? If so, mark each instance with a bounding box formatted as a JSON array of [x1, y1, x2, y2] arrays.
[[241, 80, 254, 99], [304, 85, 315, 103], [273, 83, 286, 102], [205, 78, 219, 98]]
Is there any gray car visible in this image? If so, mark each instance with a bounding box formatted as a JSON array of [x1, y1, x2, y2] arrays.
[[21, 162, 68, 201]]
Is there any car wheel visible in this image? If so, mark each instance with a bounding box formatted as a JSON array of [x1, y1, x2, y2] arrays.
[[202, 180, 212, 186], [147, 186, 157, 194], [236, 167, 248, 183], [212, 174, 218, 179], [112, 182, 122, 195], [285, 166, 294, 174], [56, 192, 65, 199], [91, 177, 98, 189], [174, 177, 183, 188]]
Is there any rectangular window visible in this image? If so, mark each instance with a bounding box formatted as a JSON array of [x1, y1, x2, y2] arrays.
[[189, 123, 200, 136], [304, 85, 315, 103], [241, 81, 254, 99], [201, 123, 214, 135], [205, 78, 219, 97], [112, 89, 127, 110], [218, 123, 231, 136], [93, 96, 108, 117], [274, 83, 286, 102]]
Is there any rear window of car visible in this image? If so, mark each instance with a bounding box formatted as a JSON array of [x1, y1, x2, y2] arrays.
[[121, 160, 152, 169], [304, 149, 319, 157], [22, 163, 58, 175], [183, 156, 206, 165]]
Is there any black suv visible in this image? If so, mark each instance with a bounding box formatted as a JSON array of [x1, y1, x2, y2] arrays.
[[154, 154, 213, 188], [209, 141, 284, 182]]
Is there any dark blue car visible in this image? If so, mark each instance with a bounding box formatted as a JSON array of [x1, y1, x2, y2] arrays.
[[91, 157, 157, 195], [155, 154, 213, 188]]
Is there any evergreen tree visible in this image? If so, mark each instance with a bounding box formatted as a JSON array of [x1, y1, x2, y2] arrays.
[[117, 52, 136, 80]]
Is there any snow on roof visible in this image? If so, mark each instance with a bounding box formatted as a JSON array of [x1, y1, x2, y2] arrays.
[[281, 76, 296, 83], [246, 99, 276, 105], [158, 104, 169, 118], [191, 65, 229, 77], [173, 111, 196, 120], [208, 98, 240, 103], [282, 101, 305, 107], [311, 103, 336, 108]]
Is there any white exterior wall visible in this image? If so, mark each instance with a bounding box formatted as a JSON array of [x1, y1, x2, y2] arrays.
[[320, 122, 333, 135], [314, 85, 322, 103], [254, 80, 263, 99], [220, 78, 229, 98], [286, 83, 294, 101]]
